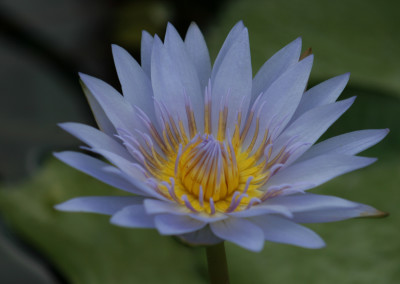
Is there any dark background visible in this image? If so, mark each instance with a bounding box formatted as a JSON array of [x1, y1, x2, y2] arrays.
[[0, 0, 399, 283]]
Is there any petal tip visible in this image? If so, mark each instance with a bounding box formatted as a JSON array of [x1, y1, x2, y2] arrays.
[[359, 209, 389, 218]]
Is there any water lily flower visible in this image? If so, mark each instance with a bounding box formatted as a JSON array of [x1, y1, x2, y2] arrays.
[[55, 21, 388, 252]]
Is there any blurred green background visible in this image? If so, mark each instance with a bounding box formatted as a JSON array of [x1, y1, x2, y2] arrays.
[[0, 0, 399, 283]]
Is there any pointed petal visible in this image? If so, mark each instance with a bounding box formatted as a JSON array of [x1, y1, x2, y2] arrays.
[[212, 21, 245, 77], [144, 199, 189, 215], [59, 122, 132, 160], [227, 204, 292, 218], [211, 27, 252, 136], [266, 154, 377, 191], [86, 148, 166, 200], [179, 225, 222, 246], [251, 215, 325, 249], [273, 97, 356, 164], [184, 22, 212, 88], [79, 73, 146, 135], [251, 37, 302, 101], [265, 193, 357, 212], [112, 45, 155, 120], [111, 204, 155, 228], [141, 30, 154, 77], [210, 218, 264, 252], [151, 34, 203, 132], [80, 80, 116, 136], [291, 73, 350, 122], [297, 129, 389, 163], [293, 203, 386, 223], [251, 55, 313, 146], [54, 151, 143, 194], [55, 196, 143, 215], [266, 193, 388, 223], [154, 214, 206, 235]]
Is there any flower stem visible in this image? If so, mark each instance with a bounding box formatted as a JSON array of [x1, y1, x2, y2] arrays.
[[206, 242, 230, 284]]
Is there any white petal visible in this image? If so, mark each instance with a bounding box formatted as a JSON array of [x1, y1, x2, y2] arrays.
[[80, 80, 116, 136], [111, 204, 155, 228], [179, 225, 222, 246], [55, 196, 143, 215], [273, 97, 355, 164], [210, 218, 264, 252], [140, 30, 153, 77], [297, 129, 389, 163], [54, 151, 142, 194], [112, 45, 155, 120], [211, 27, 252, 137], [251, 37, 302, 101], [184, 22, 212, 89], [290, 73, 350, 122], [59, 122, 132, 160], [154, 214, 206, 235], [251, 215, 325, 249], [266, 154, 376, 190]]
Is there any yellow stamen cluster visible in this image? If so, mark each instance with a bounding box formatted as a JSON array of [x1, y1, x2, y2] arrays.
[[130, 89, 288, 215]]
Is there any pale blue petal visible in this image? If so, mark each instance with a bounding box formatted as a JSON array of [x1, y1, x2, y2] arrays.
[[297, 129, 389, 163], [211, 27, 252, 137], [184, 22, 212, 88], [227, 204, 292, 218], [165, 23, 204, 129], [141, 30, 153, 77], [112, 45, 156, 120], [210, 218, 264, 252], [265, 193, 357, 212], [151, 34, 203, 132], [80, 80, 116, 136], [250, 215, 325, 249], [111, 204, 155, 228], [55, 196, 144, 215], [248, 55, 313, 148], [266, 154, 376, 190], [54, 151, 143, 194], [273, 97, 356, 164], [154, 214, 206, 235], [179, 225, 222, 246], [79, 73, 146, 135], [144, 199, 190, 215], [212, 21, 245, 77], [86, 148, 166, 200], [291, 73, 350, 122], [265, 193, 386, 223], [59, 122, 132, 160], [292, 203, 385, 223], [251, 37, 302, 101]]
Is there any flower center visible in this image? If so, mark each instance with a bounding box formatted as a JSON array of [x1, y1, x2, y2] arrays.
[[178, 135, 239, 202]]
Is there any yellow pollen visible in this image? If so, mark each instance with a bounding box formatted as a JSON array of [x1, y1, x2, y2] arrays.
[[178, 136, 239, 202]]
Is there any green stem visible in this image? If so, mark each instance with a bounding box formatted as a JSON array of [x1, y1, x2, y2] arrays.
[[206, 242, 230, 284]]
